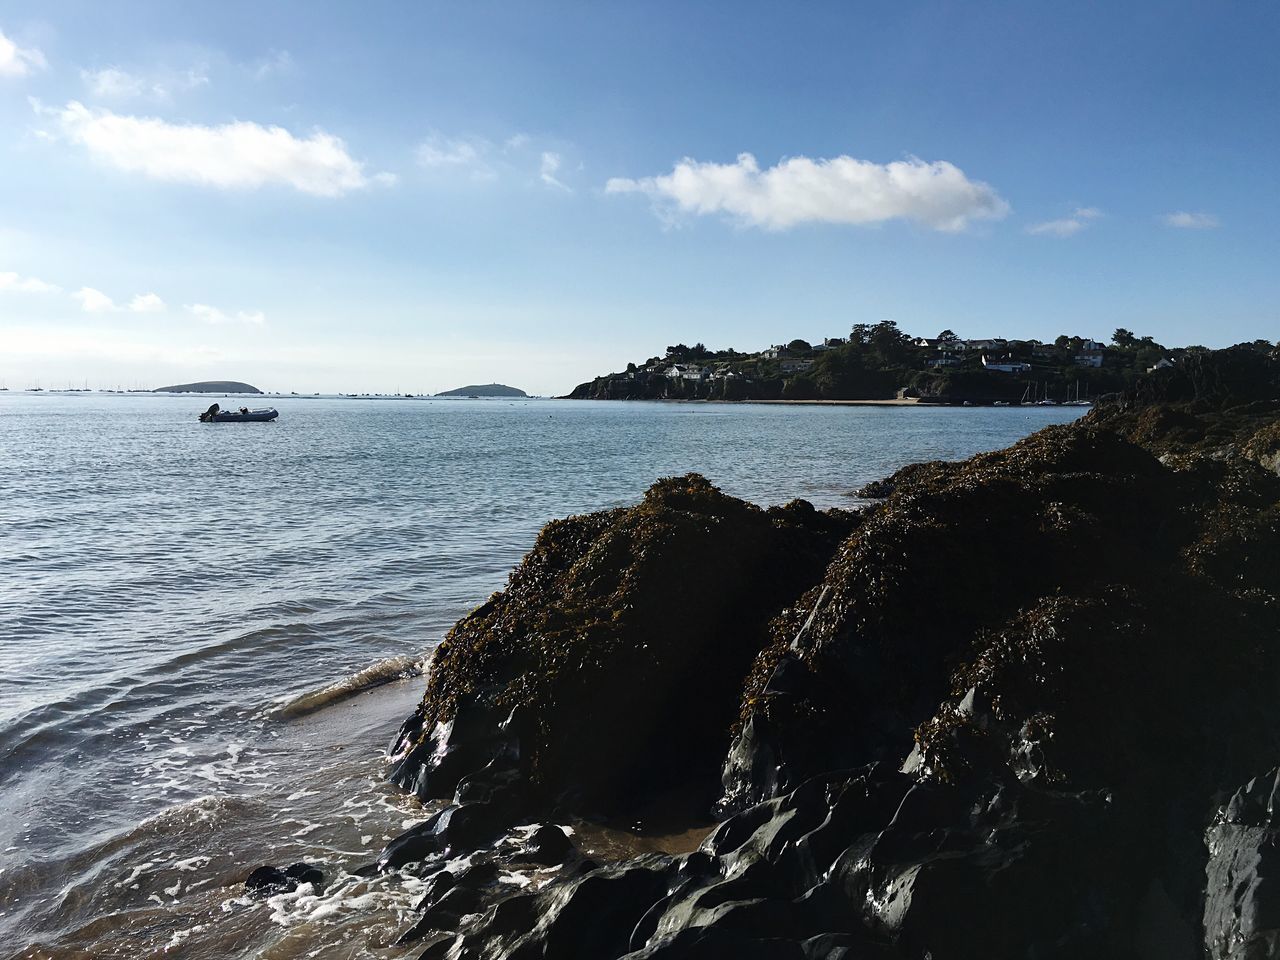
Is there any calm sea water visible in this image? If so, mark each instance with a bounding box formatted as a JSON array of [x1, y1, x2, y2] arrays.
[[0, 392, 1081, 958]]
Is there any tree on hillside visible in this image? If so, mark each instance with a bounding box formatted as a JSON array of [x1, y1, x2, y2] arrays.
[[787, 339, 812, 353], [689, 343, 710, 359], [870, 319, 912, 365], [1054, 335, 1072, 348], [850, 323, 872, 347], [1112, 328, 1138, 348], [937, 329, 961, 343]]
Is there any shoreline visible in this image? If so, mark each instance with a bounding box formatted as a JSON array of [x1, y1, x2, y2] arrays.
[[612, 396, 1088, 408]]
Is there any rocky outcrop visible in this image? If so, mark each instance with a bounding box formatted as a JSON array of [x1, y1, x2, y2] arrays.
[[1088, 345, 1280, 464], [1205, 769, 1280, 960], [376, 348, 1280, 958], [389, 475, 856, 817]]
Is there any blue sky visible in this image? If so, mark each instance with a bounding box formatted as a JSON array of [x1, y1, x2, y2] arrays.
[[0, 1, 1275, 394]]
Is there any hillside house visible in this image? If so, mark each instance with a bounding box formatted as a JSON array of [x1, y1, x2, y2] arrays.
[[982, 355, 1032, 374], [779, 358, 815, 374], [665, 364, 710, 382], [965, 338, 1009, 352]]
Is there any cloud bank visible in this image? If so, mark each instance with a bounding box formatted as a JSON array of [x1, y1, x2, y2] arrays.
[[1026, 206, 1103, 237], [187, 303, 265, 325], [73, 286, 166, 313], [51, 101, 383, 197], [80, 65, 210, 102], [1162, 211, 1220, 229], [0, 271, 59, 292], [416, 134, 487, 169], [605, 152, 1009, 232], [0, 28, 45, 78]]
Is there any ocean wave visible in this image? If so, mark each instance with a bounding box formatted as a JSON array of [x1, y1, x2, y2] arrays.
[[270, 655, 427, 719]]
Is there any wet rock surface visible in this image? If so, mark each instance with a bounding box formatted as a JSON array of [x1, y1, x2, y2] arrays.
[[243, 862, 324, 897], [375, 349, 1280, 957]]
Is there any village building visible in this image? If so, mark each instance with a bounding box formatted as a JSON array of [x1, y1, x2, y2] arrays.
[[779, 358, 816, 374], [981, 355, 1032, 374]]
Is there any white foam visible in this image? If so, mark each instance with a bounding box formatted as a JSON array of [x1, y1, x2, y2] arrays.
[[164, 923, 206, 950]]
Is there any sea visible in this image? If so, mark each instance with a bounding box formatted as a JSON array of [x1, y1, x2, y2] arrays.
[[0, 392, 1082, 959]]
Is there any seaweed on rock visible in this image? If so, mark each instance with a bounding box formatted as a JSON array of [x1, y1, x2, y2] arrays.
[[392, 474, 856, 815]]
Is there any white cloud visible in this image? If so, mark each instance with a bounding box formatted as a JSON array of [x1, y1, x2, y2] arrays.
[[81, 67, 145, 100], [1027, 206, 1103, 237], [1162, 210, 1220, 229], [128, 292, 165, 312], [540, 151, 570, 191], [73, 287, 168, 313], [0, 271, 59, 292], [49, 101, 383, 197], [606, 152, 1009, 232], [504, 133, 530, 151], [187, 303, 265, 325], [0, 28, 45, 78], [251, 50, 293, 81], [73, 286, 118, 312], [416, 134, 488, 169]]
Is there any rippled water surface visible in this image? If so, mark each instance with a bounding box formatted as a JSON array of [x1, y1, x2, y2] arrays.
[[0, 392, 1081, 957]]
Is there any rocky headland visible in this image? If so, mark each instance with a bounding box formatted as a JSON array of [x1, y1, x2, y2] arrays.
[[355, 347, 1280, 958]]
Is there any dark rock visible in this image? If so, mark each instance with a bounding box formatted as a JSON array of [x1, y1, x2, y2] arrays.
[[515, 824, 574, 866], [244, 862, 324, 896], [244, 865, 290, 896], [1205, 768, 1280, 959], [377, 801, 512, 871], [392, 474, 855, 818]]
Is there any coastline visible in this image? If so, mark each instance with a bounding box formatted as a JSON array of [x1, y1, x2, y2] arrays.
[[362, 349, 1280, 958]]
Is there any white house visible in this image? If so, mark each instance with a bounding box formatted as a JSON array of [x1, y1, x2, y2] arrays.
[[982, 355, 1031, 374], [1147, 358, 1176, 373], [1074, 354, 1104, 368], [665, 364, 710, 381]]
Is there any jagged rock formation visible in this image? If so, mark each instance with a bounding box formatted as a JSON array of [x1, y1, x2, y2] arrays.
[[377, 348, 1280, 959]]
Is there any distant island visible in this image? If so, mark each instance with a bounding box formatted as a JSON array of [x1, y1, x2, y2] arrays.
[[435, 383, 528, 398], [566, 324, 1275, 404], [154, 380, 263, 394]]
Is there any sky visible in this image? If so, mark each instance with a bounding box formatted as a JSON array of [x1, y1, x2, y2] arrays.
[[0, 1, 1276, 395]]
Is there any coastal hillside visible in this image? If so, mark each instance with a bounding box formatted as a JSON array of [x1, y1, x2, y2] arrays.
[[153, 380, 262, 394], [435, 383, 528, 398], [368, 347, 1280, 958], [567, 326, 1276, 404]]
